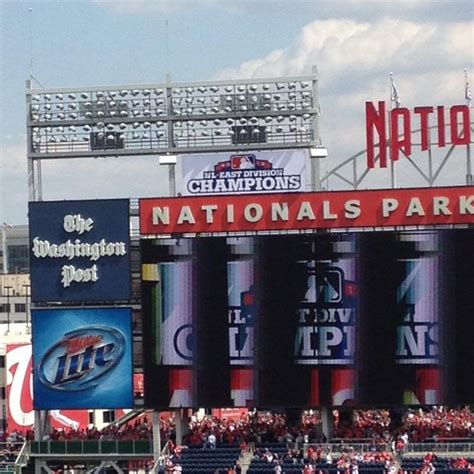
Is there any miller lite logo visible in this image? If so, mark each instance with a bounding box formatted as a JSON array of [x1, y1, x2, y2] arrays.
[[37, 326, 125, 391]]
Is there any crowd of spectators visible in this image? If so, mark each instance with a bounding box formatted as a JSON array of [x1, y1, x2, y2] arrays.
[[251, 445, 396, 473], [2, 408, 474, 446], [1, 407, 473, 470], [401, 407, 474, 442]]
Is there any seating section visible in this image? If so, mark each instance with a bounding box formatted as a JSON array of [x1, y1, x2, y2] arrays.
[[172, 445, 241, 474], [248, 443, 387, 474], [248, 460, 386, 474], [401, 457, 474, 474]]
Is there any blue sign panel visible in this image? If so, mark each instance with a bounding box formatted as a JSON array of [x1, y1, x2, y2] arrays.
[[29, 199, 130, 302], [32, 307, 133, 410]]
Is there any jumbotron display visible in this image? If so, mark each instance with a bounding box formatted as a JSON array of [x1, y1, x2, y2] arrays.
[[141, 229, 474, 409]]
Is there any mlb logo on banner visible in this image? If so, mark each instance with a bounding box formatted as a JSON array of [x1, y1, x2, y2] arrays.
[[231, 154, 256, 170]]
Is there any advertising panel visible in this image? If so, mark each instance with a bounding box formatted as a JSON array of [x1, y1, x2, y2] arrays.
[[180, 150, 309, 195], [295, 248, 357, 366], [140, 186, 474, 235], [32, 307, 133, 410], [141, 230, 474, 408], [6, 344, 89, 431], [141, 239, 198, 408], [227, 238, 256, 407], [29, 199, 131, 302], [159, 261, 195, 365]]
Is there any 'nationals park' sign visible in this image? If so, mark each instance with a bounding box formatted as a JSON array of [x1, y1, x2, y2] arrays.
[[366, 102, 471, 168], [140, 186, 473, 235]]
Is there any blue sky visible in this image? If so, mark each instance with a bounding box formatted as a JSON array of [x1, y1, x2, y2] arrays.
[[1, 0, 473, 224]]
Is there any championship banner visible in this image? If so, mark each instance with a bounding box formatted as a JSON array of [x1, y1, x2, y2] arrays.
[[140, 186, 474, 235], [179, 150, 309, 195], [32, 307, 133, 410]]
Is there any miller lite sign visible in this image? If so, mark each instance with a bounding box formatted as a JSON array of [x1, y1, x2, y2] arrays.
[[32, 307, 133, 409]]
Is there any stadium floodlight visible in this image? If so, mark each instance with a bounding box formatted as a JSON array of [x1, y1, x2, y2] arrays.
[[159, 154, 177, 165], [27, 73, 318, 164], [310, 146, 328, 158]]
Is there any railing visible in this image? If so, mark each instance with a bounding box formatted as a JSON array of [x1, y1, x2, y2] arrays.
[[404, 443, 474, 455], [304, 443, 389, 455], [28, 439, 153, 457], [304, 441, 474, 456], [13, 441, 29, 474], [0, 441, 24, 474], [151, 439, 173, 473]]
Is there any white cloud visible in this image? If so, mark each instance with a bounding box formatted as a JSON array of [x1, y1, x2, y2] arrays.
[[216, 18, 473, 84], [215, 16, 473, 190], [2, 12, 473, 224]]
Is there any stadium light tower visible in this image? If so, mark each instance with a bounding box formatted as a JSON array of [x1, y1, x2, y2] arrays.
[[26, 71, 323, 199], [2, 223, 13, 274]]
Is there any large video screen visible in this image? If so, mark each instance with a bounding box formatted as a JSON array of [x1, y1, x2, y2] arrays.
[[141, 230, 474, 408]]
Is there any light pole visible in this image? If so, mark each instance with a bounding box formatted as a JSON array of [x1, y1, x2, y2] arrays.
[[2, 223, 13, 274], [4, 285, 12, 334], [23, 284, 31, 332]]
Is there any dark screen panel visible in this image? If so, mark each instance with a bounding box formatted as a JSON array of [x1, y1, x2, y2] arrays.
[[451, 230, 474, 404], [142, 229, 474, 409], [195, 238, 231, 407]]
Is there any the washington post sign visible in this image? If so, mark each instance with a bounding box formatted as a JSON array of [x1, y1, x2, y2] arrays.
[[29, 199, 131, 303]]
